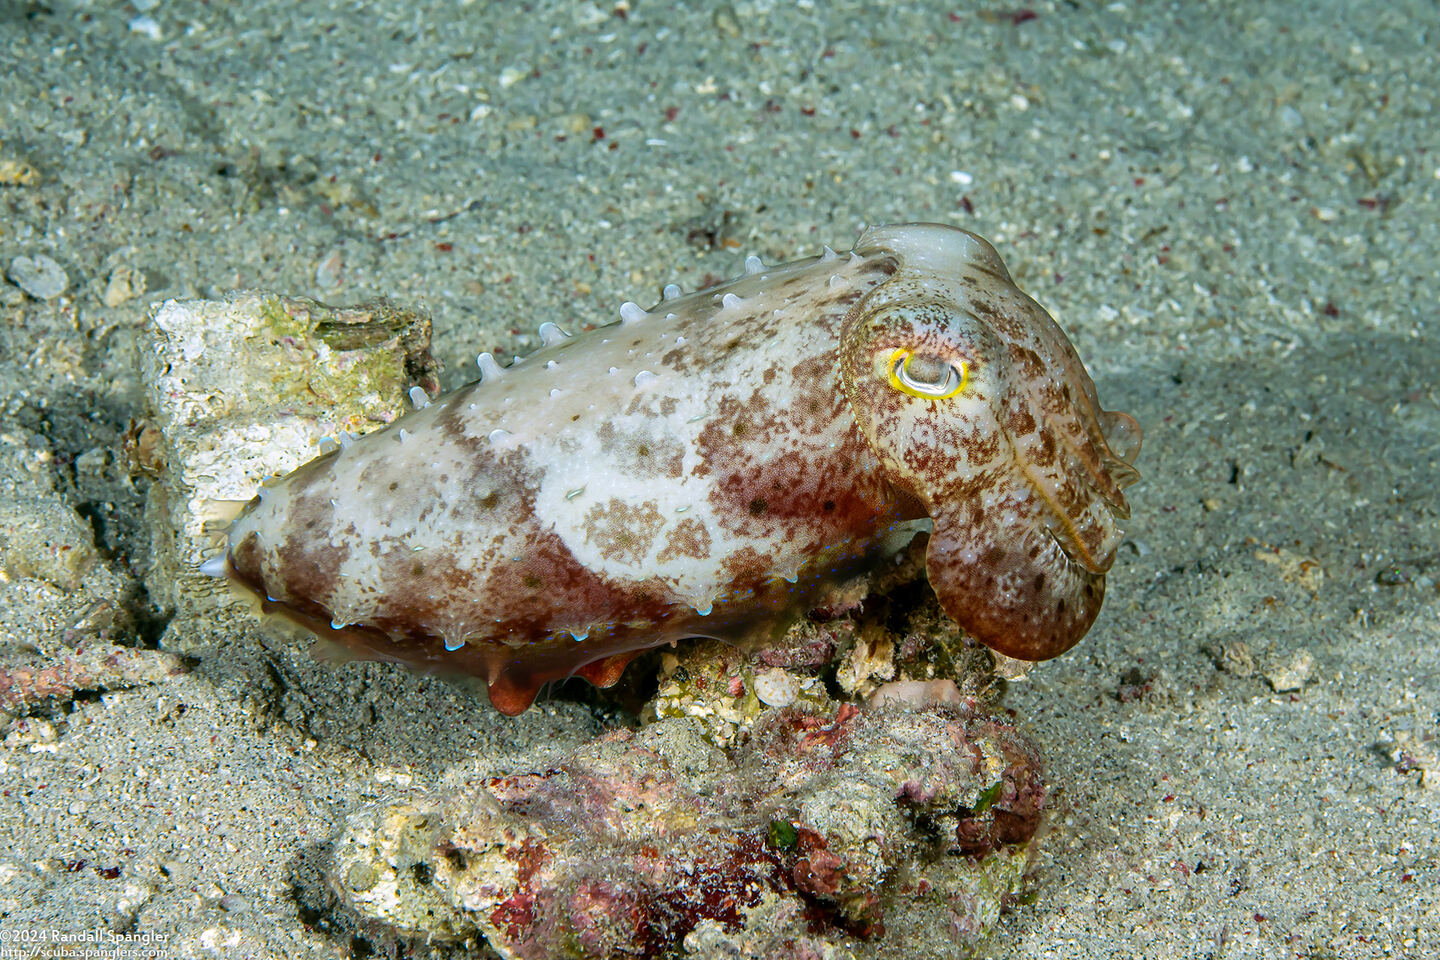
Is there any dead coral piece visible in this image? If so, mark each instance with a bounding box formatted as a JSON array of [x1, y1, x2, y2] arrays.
[[820, 554, 1001, 701], [835, 625, 896, 696], [333, 701, 1044, 959], [648, 554, 1002, 747], [0, 643, 187, 729], [138, 292, 438, 617]]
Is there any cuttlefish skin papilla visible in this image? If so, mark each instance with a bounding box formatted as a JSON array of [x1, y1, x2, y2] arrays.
[[220, 222, 1142, 715]]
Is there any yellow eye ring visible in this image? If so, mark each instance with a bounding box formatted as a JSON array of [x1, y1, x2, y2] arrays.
[[887, 348, 968, 400]]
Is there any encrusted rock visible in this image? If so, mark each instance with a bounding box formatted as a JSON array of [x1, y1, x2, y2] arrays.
[[647, 639, 833, 745], [332, 701, 1043, 959], [645, 548, 999, 748], [137, 293, 438, 617]]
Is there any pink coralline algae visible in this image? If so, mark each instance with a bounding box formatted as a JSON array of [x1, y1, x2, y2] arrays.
[[0, 639, 187, 733], [332, 699, 1044, 959]]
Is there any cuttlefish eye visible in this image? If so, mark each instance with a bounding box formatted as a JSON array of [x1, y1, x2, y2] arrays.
[[887, 348, 968, 400]]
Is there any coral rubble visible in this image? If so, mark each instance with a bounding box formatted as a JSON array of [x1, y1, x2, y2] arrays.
[[333, 698, 1042, 959]]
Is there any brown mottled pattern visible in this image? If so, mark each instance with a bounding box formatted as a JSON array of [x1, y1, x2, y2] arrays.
[[583, 498, 667, 565], [656, 517, 712, 565]]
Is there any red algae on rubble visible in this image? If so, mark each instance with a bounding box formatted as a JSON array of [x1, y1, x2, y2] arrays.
[[332, 699, 1045, 959]]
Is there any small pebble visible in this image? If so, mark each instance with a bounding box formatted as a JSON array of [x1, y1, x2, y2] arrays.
[[1263, 648, 1314, 693], [128, 15, 161, 39], [1379, 731, 1437, 788], [7, 254, 69, 299], [712, 4, 741, 37], [0, 156, 39, 186], [1210, 638, 1256, 678], [752, 668, 799, 708], [102, 264, 146, 307]]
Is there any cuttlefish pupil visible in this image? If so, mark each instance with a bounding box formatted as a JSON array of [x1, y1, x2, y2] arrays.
[[888, 347, 968, 399]]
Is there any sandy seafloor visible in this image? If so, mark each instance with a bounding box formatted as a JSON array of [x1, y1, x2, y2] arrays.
[[1, 0, 1438, 957]]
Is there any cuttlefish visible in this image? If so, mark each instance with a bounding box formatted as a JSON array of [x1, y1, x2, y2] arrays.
[[214, 223, 1142, 714]]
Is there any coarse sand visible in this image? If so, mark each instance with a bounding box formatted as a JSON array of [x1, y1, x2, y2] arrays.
[[1, 1, 1435, 957]]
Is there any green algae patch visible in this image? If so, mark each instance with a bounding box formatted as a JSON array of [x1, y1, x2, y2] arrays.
[[768, 818, 800, 850], [251, 295, 440, 418]]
